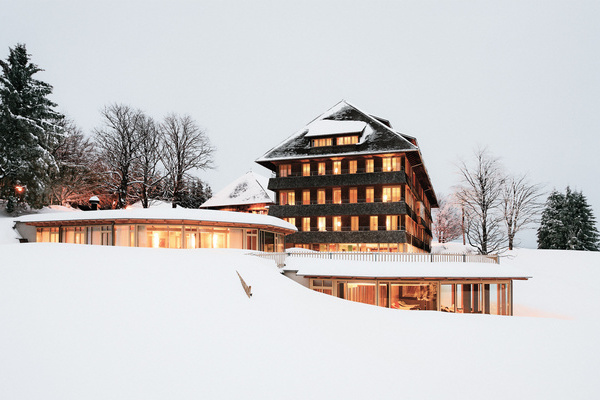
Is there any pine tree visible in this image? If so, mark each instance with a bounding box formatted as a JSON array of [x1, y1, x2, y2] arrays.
[[537, 187, 599, 251], [0, 44, 64, 207]]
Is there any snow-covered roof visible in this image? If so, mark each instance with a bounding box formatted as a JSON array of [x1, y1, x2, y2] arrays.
[[283, 257, 531, 280], [304, 120, 367, 137], [15, 208, 297, 232], [200, 171, 275, 208]]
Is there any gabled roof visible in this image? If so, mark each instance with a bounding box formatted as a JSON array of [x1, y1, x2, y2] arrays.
[[200, 171, 275, 208], [255, 100, 439, 207], [256, 100, 419, 165]]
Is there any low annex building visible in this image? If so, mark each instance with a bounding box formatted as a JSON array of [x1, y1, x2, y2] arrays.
[[15, 208, 296, 252]]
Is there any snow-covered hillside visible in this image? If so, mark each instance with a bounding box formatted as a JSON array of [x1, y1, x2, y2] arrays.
[[0, 239, 599, 399]]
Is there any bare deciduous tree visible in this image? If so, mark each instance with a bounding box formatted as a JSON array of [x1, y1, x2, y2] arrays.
[[501, 174, 545, 250], [433, 193, 463, 243], [160, 114, 214, 208], [132, 114, 163, 208], [455, 148, 505, 255], [94, 104, 142, 209]]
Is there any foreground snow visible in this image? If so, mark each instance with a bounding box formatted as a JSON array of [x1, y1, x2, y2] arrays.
[[0, 243, 599, 399]]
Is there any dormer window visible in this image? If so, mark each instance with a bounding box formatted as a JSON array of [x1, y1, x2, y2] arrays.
[[336, 135, 359, 145], [312, 138, 332, 147]]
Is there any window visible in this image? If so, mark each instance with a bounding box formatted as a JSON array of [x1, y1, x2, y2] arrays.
[[333, 161, 341, 175], [333, 216, 342, 231], [351, 216, 359, 231], [318, 162, 326, 175], [318, 217, 327, 231], [333, 188, 342, 204], [349, 160, 357, 174], [285, 217, 296, 226], [349, 187, 357, 203], [279, 164, 291, 177], [312, 138, 332, 147], [302, 218, 311, 232], [312, 279, 333, 295], [318, 189, 326, 204], [279, 190, 295, 205], [366, 159, 374, 173], [336, 135, 359, 145], [246, 229, 258, 250], [302, 163, 310, 176], [302, 190, 311, 205], [366, 187, 374, 203], [382, 157, 401, 172], [382, 186, 401, 202], [370, 216, 378, 231], [386, 215, 399, 231]]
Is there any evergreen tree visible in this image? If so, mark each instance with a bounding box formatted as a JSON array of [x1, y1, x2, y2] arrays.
[[537, 187, 599, 251], [0, 44, 64, 208]]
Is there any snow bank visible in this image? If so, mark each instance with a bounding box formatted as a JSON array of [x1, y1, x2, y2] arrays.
[[0, 243, 599, 399]]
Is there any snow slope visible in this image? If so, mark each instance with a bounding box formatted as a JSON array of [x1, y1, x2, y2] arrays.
[[0, 241, 599, 399]]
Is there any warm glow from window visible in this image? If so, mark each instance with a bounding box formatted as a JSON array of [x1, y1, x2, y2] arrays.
[[366, 159, 374, 173], [349, 188, 357, 203], [312, 138, 332, 147], [333, 188, 341, 204], [332, 161, 341, 175], [351, 216, 359, 231], [318, 217, 326, 231], [302, 190, 310, 205], [336, 135, 359, 145], [318, 162, 326, 175], [386, 215, 398, 231], [383, 186, 401, 202], [333, 216, 342, 231], [370, 216, 378, 231], [302, 163, 310, 176], [366, 187, 374, 203], [279, 164, 291, 177], [349, 160, 357, 174], [303, 217, 310, 232], [280, 190, 295, 205], [152, 232, 160, 248], [318, 189, 326, 204]]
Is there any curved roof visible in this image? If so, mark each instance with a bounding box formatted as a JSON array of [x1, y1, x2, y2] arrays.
[[16, 208, 297, 233]]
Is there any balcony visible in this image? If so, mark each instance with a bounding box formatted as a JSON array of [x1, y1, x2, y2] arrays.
[[268, 170, 407, 190], [269, 201, 407, 217]]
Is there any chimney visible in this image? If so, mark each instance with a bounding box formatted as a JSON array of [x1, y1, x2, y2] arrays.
[[89, 196, 100, 210]]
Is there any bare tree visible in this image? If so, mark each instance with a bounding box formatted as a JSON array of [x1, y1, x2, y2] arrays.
[[94, 104, 142, 209], [160, 114, 214, 208], [132, 114, 163, 208], [433, 193, 463, 243], [455, 148, 505, 255], [501, 174, 545, 250], [47, 119, 98, 206]]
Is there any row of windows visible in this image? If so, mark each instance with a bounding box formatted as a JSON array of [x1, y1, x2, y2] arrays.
[[284, 215, 403, 232], [279, 186, 403, 206], [292, 242, 426, 253], [278, 156, 402, 177], [311, 135, 359, 147]]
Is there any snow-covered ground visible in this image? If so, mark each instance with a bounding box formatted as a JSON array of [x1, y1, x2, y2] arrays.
[[1, 216, 599, 399]]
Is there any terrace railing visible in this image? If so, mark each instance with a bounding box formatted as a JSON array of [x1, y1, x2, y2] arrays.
[[252, 251, 499, 268]]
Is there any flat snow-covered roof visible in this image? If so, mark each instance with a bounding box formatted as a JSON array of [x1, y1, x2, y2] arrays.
[[16, 208, 297, 232], [283, 257, 531, 280]]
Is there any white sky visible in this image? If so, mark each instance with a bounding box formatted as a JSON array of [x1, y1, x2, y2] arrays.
[[2, 1, 599, 248]]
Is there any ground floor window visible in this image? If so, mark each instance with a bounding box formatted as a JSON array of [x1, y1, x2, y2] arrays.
[[440, 282, 511, 315], [288, 243, 428, 253]]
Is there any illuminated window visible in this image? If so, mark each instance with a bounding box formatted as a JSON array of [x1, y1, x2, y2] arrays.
[[285, 217, 296, 226], [351, 216, 359, 231], [349, 160, 357, 174], [383, 158, 392, 171], [392, 157, 401, 171], [349, 187, 357, 203], [317, 189, 326, 204], [333, 216, 342, 231], [336, 135, 359, 145], [279, 190, 295, 205], [333, 161, 341, 175], [312, 138, 332, 147], [382, 186, 401, 203], [386, 215, 399, 231], [302, 217, 311, 232], [370, 216, 378, 231], [318, 217, 326, 231], [302, 163, 310, 176], [318, 162, 326, 175], [366, 159, 374, 173], [302, 190, 311, 205], [366, 187, 374, 203], [333, 188, 342, 204], [279, 164, 291, 177]]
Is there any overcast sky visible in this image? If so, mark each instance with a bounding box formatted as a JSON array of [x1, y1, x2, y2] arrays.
[[2, 1, 599, 248]]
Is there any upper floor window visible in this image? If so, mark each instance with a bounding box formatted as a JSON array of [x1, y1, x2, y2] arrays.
[[333, 161, 341, 175], [285, 217, 296, 227], [279, 190, 295, 206], [349, 160, 357, 174], [336, 135, 358, 145], [349, 187, 358, 203], [382, 186, 401, 202], [382, 157, 401, 172], [370, 216, 378, 231], [302, 217, 311, 232], [317, 189, 326, 205], [279, 164, 291, 177], [318, 162, 326, 176], [318, 217, 327, 232], [312, 138, 332, 147], [351, 216, 359, 231], [366, 159, 374, 173], [333, 188, 342, 204], [386, 215, 399, 231], [302, 163, 310, 176], [366, 187, 374, 203], [302, 190, 311, 205], [333, 216, 342, 231]]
